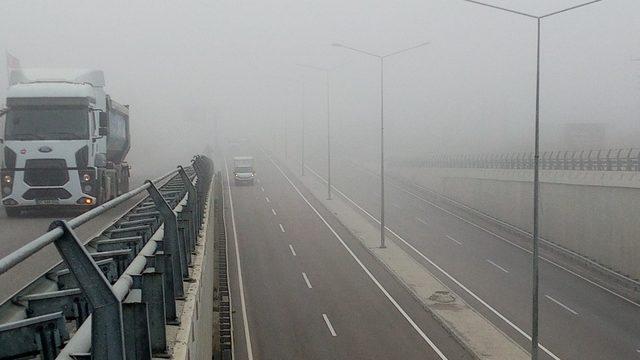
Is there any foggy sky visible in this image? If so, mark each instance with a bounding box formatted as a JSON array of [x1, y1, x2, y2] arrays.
[[1, 0, 639, 173]]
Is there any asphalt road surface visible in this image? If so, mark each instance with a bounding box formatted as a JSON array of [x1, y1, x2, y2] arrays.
[[223, 148, 473, 360], [304, 154, 640, 360], [0, 178, 155, 301]]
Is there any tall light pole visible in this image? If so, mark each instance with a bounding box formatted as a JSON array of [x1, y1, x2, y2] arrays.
[[297, 63, 339, 200], [301, 81, 305, 176], [460, 1, 604, 359], [332, 41, 429, 248]]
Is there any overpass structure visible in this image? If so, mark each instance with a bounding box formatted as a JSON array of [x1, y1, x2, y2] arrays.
[[0, 155, 227, 359]]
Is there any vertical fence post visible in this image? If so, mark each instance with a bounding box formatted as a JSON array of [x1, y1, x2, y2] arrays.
[[50, 220, 125, 360], [178, 166, 198, 247], [146, 181, 186, 298]]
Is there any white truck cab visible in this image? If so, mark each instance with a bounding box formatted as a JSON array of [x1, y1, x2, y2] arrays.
[[233, 156, 255, 185], [0, 69, 131, 216]]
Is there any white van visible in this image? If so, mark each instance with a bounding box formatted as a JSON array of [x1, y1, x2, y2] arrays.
[[233, 156, 255, 185]]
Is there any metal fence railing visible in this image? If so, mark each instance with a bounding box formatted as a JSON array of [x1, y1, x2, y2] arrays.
[[390, 148, 640, 171], [0, 155, 214, 360]]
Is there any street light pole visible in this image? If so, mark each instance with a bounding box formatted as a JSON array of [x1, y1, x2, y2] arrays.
[[332, 41, 429, 249], [460, 1, 604, 358], [301, 81, 305, 176], [298, 63, 339, 200]]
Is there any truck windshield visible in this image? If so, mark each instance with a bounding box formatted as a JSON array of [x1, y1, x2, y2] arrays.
[[5, 107, 89, 140], [235, 167, 253, 173]]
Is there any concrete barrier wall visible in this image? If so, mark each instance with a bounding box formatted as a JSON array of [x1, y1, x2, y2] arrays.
[[173, 191, 215, 359], [389, 166, 640, 280]]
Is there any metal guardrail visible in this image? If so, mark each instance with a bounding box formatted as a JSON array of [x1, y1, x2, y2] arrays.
[[0, 155, 214, 360], [391, 148, 640, 171]]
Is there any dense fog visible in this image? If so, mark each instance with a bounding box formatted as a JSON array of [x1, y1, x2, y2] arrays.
[[1, 0, 639, 172]]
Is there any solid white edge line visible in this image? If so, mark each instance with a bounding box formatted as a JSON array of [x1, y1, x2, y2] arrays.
[[305, 164, 560, 360], [289, 244, 297, 256], [379, 167, 640, 309], [446, 235, 463, 246], [224, 156, 254, 360], [302, 272, 313, 288], [264, 151, 449, 360], [545, 295, 579, 316], [322, 314, 337, 337], [272, 208, 277, 216], [279, 223, 286, 233], [486, 259, 510, 274]]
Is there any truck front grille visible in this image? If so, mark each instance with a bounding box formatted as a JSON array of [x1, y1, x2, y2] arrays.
[[23, 188, 72, 200], [24, 159, 69, 186]]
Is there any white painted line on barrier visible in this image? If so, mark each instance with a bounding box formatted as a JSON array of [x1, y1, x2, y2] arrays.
[[279, 223, 285, 233], [446, 235, 463, 246], [486, 259, 510, 274], [302, 272, 313, 288], [304, 164, 560, 360], [322, 314, 337, 337], [545, 295, 578, 316], [289, 244, 297, 256], [224, 156, 254, 360], [265, 153, 449, 360]]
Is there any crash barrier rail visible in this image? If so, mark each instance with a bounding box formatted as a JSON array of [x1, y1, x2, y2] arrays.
[[0, 155, 214, 360], [391, 148, 640, 171]]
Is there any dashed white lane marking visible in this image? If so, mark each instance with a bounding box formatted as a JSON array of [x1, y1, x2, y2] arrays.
[[266, 153, 449, 360], [415, 217, 428, 225], [322, 314, 337, 337], [486, 259, 510, 274], [279, 223, 285, 233], [261, 186, 265, 192], [302, 272, 313, 288], [446, 235, 463, 246], [289, 244, 297, 256], [545, 295, 579, 315], [223, 157, 254, 359], [304, 164, 559, 360], [257, 178, 261, 184], [271, 208, 277, 216], [392, 203, 402, 209], [265, 196, 270, 203]]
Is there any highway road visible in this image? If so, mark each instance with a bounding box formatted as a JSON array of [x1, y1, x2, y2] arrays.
[[303, 154, 640, 360], [223, 148, 474, 360], [0, 178, 154, 301]]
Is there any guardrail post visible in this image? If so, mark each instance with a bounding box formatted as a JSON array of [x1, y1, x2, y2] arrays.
[[138, 271, 168, 355], [146, 181, 186, 298], [178, 166, 198, 247], [49, 220, 125, 360]]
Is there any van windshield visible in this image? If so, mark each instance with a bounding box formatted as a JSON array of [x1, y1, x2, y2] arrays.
[[235, 167, 253, 173], [5, 106, 89, 140]]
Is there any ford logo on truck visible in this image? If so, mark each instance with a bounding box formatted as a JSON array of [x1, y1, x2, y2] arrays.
[[38, 146, 52, 153]]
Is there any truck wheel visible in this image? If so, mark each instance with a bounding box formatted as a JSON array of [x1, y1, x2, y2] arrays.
[[5, 207, 21, 217]]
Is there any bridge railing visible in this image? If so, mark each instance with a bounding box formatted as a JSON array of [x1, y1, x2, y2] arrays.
[[391, 148, 640, 171], [0, 155, 214, 360]]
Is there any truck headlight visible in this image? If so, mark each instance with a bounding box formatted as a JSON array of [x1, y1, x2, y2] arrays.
[[3, 174, 12, 184], [82, 173, 91, 182]]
